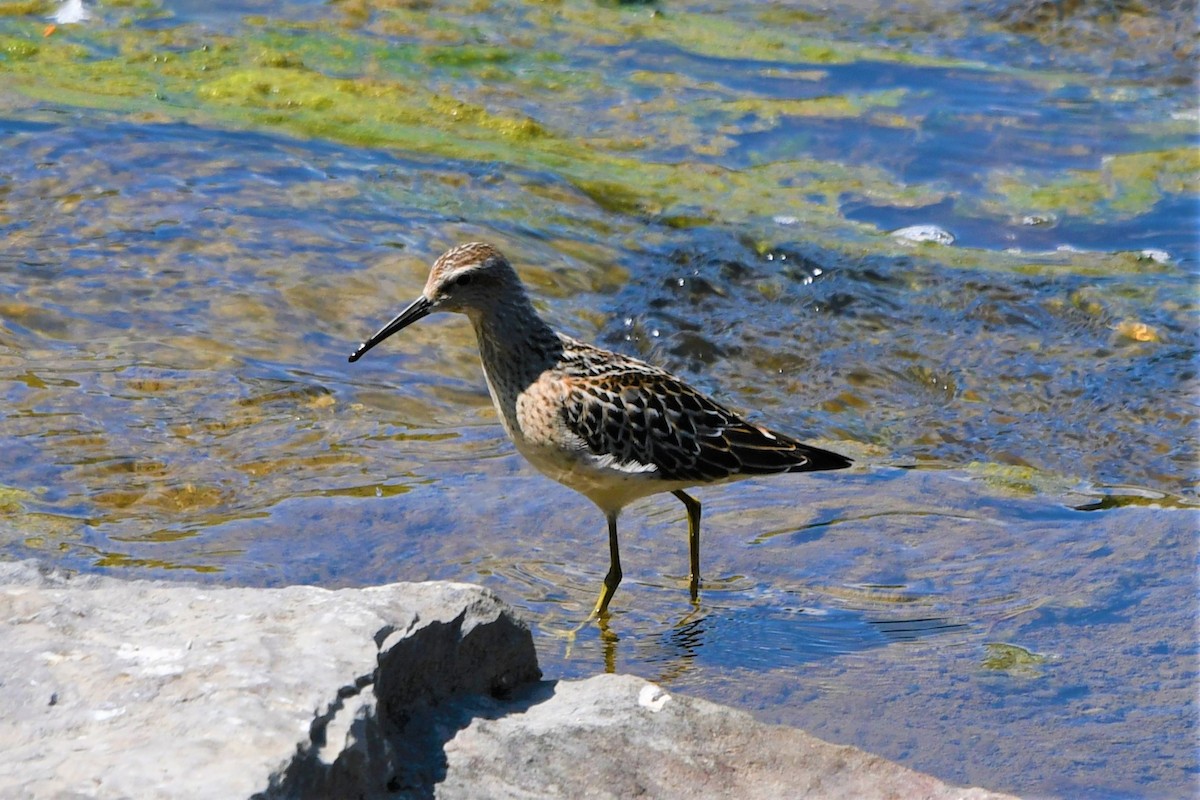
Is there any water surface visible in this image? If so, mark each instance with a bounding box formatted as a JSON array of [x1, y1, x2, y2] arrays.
[[0, 1, 1196, 797]]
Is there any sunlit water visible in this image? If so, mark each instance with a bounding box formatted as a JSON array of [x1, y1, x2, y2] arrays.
[[1, 1, 1196, 797]]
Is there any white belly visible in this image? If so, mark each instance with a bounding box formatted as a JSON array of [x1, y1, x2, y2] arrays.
[[511, 434, 696, 516]]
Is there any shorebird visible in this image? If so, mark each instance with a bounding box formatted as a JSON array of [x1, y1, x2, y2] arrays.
[[349, 242, 852, 618]]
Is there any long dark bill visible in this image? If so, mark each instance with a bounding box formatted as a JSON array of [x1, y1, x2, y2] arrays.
[[348, 295, 433, 363]]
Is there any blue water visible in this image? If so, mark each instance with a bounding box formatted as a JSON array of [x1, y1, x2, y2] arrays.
[[0, 1, 1196, 797]]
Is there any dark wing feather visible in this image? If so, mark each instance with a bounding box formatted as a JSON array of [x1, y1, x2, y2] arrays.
[[560, 364, 851, 482]]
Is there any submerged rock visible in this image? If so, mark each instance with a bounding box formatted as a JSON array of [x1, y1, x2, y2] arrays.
[[0, 561, 1017, 799], [890, 224, 956, 245]]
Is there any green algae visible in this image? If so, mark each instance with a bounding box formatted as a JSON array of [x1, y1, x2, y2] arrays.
[[1073, 492, 1195, 511], [532, 1, 981, 69], [983, 147, 1200, 222], [0, 1, 49, 17], [982, 642, 1048, 675], [0, 485, 33, 514], [964, 462, 1079, 497], [0, 3, 943, 163], [690, 88, 908, 127], [0, 1, 1189, 275], [0, 33, 40, 59]]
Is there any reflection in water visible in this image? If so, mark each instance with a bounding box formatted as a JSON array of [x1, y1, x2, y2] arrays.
[[653, 606, 707, 685], [572, 593, 969, 688], [597, 617, 620, 676], [869, 617, 969, 643]]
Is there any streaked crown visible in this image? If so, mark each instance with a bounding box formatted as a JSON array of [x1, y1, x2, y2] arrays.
[[422, 241, 526, 312]]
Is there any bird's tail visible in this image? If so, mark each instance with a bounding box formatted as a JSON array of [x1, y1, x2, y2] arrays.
[[787, 443, 853, 474]]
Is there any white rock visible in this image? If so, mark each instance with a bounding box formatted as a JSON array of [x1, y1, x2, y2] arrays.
[[1139, 248, 1171, 264], [0, 561, 1018, 800], [51, 0, 90, 24], [891, 224, 955, 245]]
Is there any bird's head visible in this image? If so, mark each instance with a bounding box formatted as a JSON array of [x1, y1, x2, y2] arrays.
[[348, 242, 520, 363]]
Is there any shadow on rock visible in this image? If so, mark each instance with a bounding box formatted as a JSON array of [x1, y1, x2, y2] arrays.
[[260, 601, 544, 799]]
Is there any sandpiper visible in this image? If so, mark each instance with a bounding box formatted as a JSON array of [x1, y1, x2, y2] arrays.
[[350, 242, 852, 617]]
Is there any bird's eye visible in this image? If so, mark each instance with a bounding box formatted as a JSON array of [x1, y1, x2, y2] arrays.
[[454, 273, 473, 287]]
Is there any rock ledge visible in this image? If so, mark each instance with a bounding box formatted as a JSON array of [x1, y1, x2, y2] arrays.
[[0, 561, 1016, 799]]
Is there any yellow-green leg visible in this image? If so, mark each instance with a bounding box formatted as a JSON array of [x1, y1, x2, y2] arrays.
[[672, 489, 702, 600], [592, 512, 622, 618]]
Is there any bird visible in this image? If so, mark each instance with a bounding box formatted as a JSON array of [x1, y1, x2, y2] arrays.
[[349, 242, 852, 618]]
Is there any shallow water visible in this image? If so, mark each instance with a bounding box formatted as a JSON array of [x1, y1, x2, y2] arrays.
[[1, 1, 1196, 797]]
